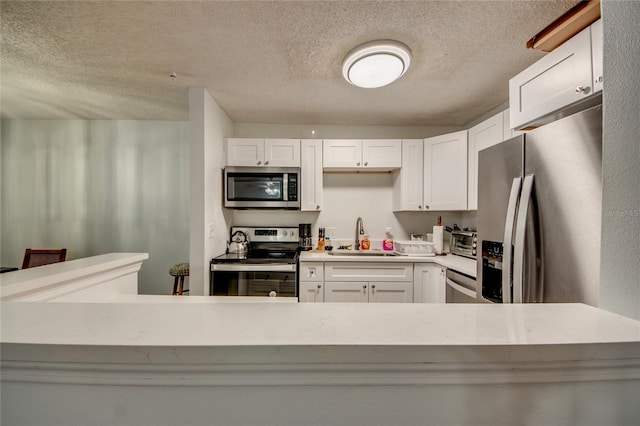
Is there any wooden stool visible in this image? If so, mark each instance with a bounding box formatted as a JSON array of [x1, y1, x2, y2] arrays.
[[169, 263, 189, 295]]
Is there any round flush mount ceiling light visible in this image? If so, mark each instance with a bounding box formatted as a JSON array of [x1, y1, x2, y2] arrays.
[[342, 40, 412, 88]]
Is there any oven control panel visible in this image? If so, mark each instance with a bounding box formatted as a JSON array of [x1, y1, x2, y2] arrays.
[[231, 226, 299, 242]]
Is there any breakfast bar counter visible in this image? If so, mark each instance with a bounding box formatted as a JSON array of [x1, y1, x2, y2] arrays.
[[1, 254, 639, 426]]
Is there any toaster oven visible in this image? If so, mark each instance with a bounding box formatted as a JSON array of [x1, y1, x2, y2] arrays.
[[450, 230, 477, 259]]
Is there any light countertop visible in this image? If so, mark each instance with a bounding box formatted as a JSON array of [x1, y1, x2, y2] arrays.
[[300, 251, 477, 277], [2, 301, 640, 365]]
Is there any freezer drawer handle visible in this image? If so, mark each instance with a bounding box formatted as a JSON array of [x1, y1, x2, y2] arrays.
[[502, 177, 522, 304]]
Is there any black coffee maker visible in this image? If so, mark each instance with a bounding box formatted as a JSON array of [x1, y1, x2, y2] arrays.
[[298, 223, 312, 251]]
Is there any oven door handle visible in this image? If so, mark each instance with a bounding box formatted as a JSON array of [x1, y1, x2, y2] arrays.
[[212, 264, 296, 272], [446, 278, 476, 299]]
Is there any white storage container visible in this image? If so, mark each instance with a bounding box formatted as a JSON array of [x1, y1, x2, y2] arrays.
[[394, 240, 435, 256]]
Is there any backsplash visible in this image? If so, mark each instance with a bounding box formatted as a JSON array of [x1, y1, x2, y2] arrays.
[[230, 173, 476, 247]]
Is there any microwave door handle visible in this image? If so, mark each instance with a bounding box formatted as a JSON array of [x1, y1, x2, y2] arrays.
[[227, 177, 234, 199], [513, 174, 534, 304], [283, 173, 288, 201], [502, 177, 522, 304]]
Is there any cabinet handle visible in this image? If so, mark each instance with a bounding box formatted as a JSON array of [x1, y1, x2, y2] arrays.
[[595, 75, 603, 84], [316, 205, 320, 210], [371, 284, 376, 289], [363, 284, 367, 289], [425, 205, 430, 209], [317, 284, 322, 289], [357, 162, 361, 166], [418, 205, 422, 209], [575, 85, 586, 94], [364, 162, 368, 166], [265, 160, 269, 165], [257, 160, 262, 165]]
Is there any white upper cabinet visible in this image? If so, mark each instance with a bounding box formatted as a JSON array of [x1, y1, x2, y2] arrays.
[[423, 131, 468, 211], [509, 20, 602, 130], [361, 139, 402, 169], [323, 139, 401, 171], [392, 139, 424, 211], [467, 111, 506, 210], [300, 139, 323, 212], [226, 138, 300, 167], [591, 18, 603, 93]]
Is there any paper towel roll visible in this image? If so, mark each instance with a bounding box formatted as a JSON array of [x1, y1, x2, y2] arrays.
[[433, 225, 443, 254]]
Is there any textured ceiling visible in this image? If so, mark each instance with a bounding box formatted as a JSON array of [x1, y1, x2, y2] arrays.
[[1, 0, 578, 126]]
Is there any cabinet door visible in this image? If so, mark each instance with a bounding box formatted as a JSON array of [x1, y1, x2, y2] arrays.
[[392, 139, 424, 211], [432, 267, 447, 304], [300, 139, 323, 211], [264, 139, 300, 166], [509, 26, 593, 130], [299, 282, 324, 303], [369, 281, 413, 303], [591, 19, 603, 93], [323, 140, 362, 169], [226, 138, 264, 166], [362, 139, 401, 170], [424, 131, 468, 211], [413, 264, 434, 303], [467, 112, 505, 210], [324, 281, 369, 303]]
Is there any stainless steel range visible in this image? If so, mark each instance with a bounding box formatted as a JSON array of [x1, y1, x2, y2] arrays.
[[210, 226, 299, 298]]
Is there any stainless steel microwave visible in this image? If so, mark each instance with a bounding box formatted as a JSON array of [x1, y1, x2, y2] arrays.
[[224, 166, 300, 209]]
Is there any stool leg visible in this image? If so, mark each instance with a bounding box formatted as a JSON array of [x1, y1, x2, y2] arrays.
[[178, 276, 184, 295], [172, 276, 179, 295]]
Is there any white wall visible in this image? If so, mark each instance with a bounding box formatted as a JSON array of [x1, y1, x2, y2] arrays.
[[0, 119, 189, 295], [599, 1, 640, 320], [188, 88, 233, 295], [234, 172, 465, 247]]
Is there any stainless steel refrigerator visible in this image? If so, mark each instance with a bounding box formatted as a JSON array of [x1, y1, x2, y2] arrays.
[[477, 105, 602, 305]]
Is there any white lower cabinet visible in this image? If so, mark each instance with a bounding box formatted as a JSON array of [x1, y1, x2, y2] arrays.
[[324, 281, 413, 303], [413, 264, 446, 303], [299, 262, 324, 303], [303, 262, 414, 303], [299, 282, 324, 303]]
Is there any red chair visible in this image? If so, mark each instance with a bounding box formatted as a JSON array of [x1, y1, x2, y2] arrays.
[[21, 248, 67, 269]]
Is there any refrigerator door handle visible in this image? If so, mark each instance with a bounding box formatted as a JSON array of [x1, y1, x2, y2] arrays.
[[513, 174, 535, 304], [502, 177, 522, 304]]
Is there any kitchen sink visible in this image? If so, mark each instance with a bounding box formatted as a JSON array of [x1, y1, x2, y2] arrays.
[[328, 249, 396, 256]]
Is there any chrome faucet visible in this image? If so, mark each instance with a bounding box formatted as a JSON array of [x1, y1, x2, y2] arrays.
[[355, 217, 365, 250]]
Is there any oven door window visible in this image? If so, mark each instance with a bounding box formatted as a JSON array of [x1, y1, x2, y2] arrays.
[[228, 174, 283, 201], [212, 270, 296, 297]]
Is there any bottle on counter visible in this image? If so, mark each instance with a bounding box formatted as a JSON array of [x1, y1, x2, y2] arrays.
[[360, 234, 370, 251], [383, 227, 394, 251], [317, 227, 325, 251]]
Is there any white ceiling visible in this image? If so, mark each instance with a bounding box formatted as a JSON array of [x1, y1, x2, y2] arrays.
[[1, 0, 578, 126]]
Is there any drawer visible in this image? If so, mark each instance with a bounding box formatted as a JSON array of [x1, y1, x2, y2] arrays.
[[299, 262, 324, 282], [324, 262, 413, 282]]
